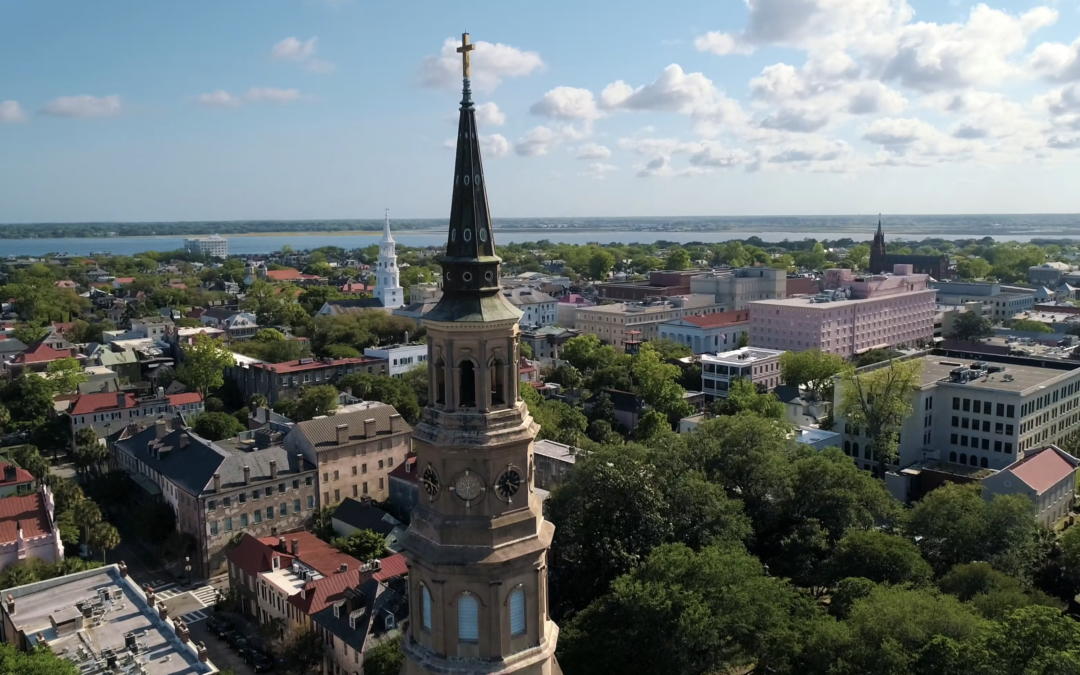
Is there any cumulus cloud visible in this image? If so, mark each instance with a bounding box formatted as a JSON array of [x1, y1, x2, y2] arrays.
[[530, 87, 602, 121], [272, 37, 334, 73], [0, 100, 27, 123], [197, 88, 304, 107], [481, 133, 510, 157], [1029, 37, 1080, 83], [474, 102, 506, 127], [636, 156, 671, 178], [578, 162, 618, 179], [419, 37, 543, 92], [39, 95, 122, 118], [757, 107, 830, 132], [863, 117, 938, 145], [514, 126, 562, 157], [576, 143, 612, 159]]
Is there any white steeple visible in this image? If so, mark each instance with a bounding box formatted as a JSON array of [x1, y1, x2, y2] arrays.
[[373, 209, 404, 309]]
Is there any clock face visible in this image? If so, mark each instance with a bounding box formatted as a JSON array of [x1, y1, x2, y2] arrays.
[[495, 468, 522, 501], [421, 466, 440, 500], [453, 471, 485, 502]]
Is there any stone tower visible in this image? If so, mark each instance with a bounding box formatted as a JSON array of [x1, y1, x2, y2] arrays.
[[399, 33, 562, 675], [374, 211, 404, 309]]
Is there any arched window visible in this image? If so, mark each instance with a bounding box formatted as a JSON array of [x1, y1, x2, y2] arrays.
[[491, 359, 506, 406], [949, 451, 957, 462], [435, 359, 446, 405], [422, 586, 432, 631], [460, 361, 476, 408], [843, 440, 851, 456], [509, 588, 525, 636], [960, 453, 967, 465], [980, 456, 988, 468], [458, 594, 479, 642], [970, 455, 978, 467], [852, 443, 859, 459]]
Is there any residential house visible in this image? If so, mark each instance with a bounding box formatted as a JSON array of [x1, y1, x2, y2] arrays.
[[201, 308, 259, 340], [331, 498, 405, 552], [502, 287, 557, 328], [230, 356, 389, 406], [982, 445, 1079, 527], [519, 326, 581, 363], [0, 463, 36, 498], [5, 342, 72, 375], [130, 316, 175, 340], [0, 484, 63, 568], [69, 390, 205, 440], [284, 407, 413, 506], [111, 422, 318, 578], [700, 347, 784, 402]]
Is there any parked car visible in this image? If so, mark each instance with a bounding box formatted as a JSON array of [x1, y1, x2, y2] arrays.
[[230, 636, 250, 656], [212, 618, 236, 641], [206, 615, 229, 636], [246, 649, 275, 673]]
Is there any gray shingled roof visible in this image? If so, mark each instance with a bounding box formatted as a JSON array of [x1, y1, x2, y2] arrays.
[[292, 407, 411, 450]]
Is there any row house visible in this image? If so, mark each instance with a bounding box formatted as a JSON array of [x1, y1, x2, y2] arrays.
[[230, 356, 388, 407], [68, 389, 204, 440], [111, 422, 318, 578]]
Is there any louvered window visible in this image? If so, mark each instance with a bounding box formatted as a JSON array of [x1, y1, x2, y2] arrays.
[[458, 594, 478, 642], [422, 587, 432, 631], [510, 589, 525, 635]]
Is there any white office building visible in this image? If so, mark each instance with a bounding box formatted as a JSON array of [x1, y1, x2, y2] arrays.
[[364, 343, 427, 378], [185, 235, 228, 258]]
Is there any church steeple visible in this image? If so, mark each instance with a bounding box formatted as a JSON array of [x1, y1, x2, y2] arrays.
[[373, 208, 403, 309]]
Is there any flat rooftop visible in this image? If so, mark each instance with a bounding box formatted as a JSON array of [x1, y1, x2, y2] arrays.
[[703, 347, 784, 364], [1, 565, 217, 675], [750, 290, 934, 310], [913, 354, 1080, 394]]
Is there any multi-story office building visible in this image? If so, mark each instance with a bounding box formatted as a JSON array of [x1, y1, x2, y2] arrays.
[[700, 347, 784, 402], [659, 310, 750, 354], [597, 270, 700, 300], [835, 350, 1080, 492], [750, 266, 936, 358], [185, 235, 228, 258], [284, 407, 412, 506], [363, 343, 428, 378], [933, 281, 1036, 321], [575, 294, 723, 345], [69, 390, 205, 440], [690, 267, 787, 310], [230, 356, 389, 406]]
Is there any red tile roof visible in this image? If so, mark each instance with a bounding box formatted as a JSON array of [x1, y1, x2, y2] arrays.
[[1009, 447, 1077, 494], [373, 553, 408, 582], [226, 533, 297, 577], [265, 269, 302, 281], [681, 310, 750, 329], [14, 343, 70, 364], [114, 277, 135, 284], [0, 463, 35, 487], [340, 282, 373, 293], [254, 356, 382, 374], [71, 392, 137, 415], [168, 392, 204, 406], [0, 492, 51, 543], [289, 568, 361, 616], [283, 531, 360, 577]]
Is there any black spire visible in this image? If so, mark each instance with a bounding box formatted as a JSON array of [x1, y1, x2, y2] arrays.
[[426, 33, 519, 324]]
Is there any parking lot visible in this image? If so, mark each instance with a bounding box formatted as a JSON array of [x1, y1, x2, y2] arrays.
[[190, 616, 258, 675]]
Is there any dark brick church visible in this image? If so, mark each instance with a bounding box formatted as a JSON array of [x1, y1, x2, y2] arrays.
[[869, 218, 952, 280]]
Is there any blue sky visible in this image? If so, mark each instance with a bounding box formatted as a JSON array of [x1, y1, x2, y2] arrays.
[[2, 0, 1080, 223]]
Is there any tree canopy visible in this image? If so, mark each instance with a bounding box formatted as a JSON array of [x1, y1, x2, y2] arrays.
[[178, 334, 235, 398]]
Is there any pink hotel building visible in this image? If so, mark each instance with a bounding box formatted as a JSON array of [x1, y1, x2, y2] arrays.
[[749, 265, 936, 358]]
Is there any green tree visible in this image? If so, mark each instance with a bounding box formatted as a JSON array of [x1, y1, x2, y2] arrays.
[[950, 310, 995, 341], [956, 256, 991, 280], [45, 357, 89, 394], [837, 358, 921, 475], [331, 529, 388, 562], [254, 327, 286, 342], [73, 499, 102, 547], [712, 378, 785, 419], [402, 364, 429, 408], [828, 530, 933, 586], [72, 429, 108, 478], [362, 635, 405, 675], [736, 331, 750, 348], [1011, 319, 1054, 334], [2, 375, 56, 424], [294, 385, 340, 421], [324, 343, 361, 359], [88, 521, 120, 563], [664, 248, 691, 271], [779, 349, 850, 402], [14, 444, 50, 482], [558, 543, 806, 675], [0, 640, 80, 675], [0, 404, 9, 436], [192, 412, 245, 441], [337, 373, 420, 424], [845, 243, 871, 270], [632, 343, 693, 424], [588, 249, 616, 280], [178, 334, 235, 399], [283, 627, 325, 675]]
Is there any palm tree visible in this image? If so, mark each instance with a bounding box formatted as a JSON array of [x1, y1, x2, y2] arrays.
[[88, 522, 120, 563], [73, 499, 102, 546]]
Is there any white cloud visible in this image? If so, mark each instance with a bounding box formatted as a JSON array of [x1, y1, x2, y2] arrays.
[[636, 156, 671, 178], [576, 143, 612, 159], [39, 95, 122, 118], [863, 117, 938, 145], [419, 37, 543, 92], [1029, 37, 1080, 83], [197, 88, 305, 107], [757, 107, 831, 132], [474, 102, 506, 126], [600, 64, 722, 114], [530, 87, 602, 121], [688, 142, 754, 168], [618, 136, 703, 157], [481, 133, 510, 157], [271, 36, 334, 73], [197, 90, 241, 108], [514, 126, 561, 157], [0, 100, 27, 123], [579, 163, 618, 179]]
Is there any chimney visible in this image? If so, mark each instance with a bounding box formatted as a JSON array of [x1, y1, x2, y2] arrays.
[[243, 466, 251, 485], [296, 453, 305, 470], [175, 619, 190, 644], [118, 561, 128, 577], [364, 419, 376, 438], [339, 563, 348, 573], [3, 465, 15, 482], [389, 413, 405, 434], [179, 433, 190, 449], [157, 386, 165, 399], [336, 424, 349, 445], [197, 642, 208, 663], [116, 392, 127, 409], [291, 539, 299, 557], [270, 460, 278, 480], [158, 604, 168, 621], [5, 594, 13, 615], [213, 473, 221, 492]]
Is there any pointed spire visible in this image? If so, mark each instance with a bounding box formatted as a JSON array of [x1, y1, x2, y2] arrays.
[[382, 208, 394, 244]]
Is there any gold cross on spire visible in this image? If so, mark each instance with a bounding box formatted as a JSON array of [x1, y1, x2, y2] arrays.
[[456, 32, 476, 78]]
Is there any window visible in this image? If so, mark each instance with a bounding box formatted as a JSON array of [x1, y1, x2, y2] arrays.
[[240, 514, 248, 527], [459, 360, 476, 407], [951, 434, 958, 444], [379, 460, 384, 470], [323, 472, 329, 482], [279, 483, 285, 494], [293, 479, 300, 490], [949, 451, 957, 462], [307, 495, 315, 508], [362, 463, 368, 474], [982, 420, 990, 432], [363, 482, 368, 495], [962, 399, 970, 412], [254, 510, 262, 524], [306, 476, 313, 486], [225, 517, 233, 532], [294, 499, 301, 513], [280, 503, 288, 516], [266, 506, 274, 520], [996, 423, 1004, 434], [379, 478, 385, 490], [223, 497, 232, 508], [1007, 405, 1015, 418], [458, 594, 478, 642], [422, 586, 432, 631], [1006, 425, 1014, 436], [982, 438, 990, 450], [995, 440, 1003, 452], [334, 470, 339, 481], [265, 487, 272, 497], [953, 397, 960, 410], [1005, 442, 1014, 454], [352, 485, 358, 497], [210, 521, 219, 535], [510, 589, 525, 636], [997, 403, 1005, 416], [352, 466, 357, 476], [951, 416, 959, 427], [334, 489, 340, 502], [961, 436, 969, 447], [253, 490, 260, 501], [239, 492, 246, 504], [962, 418, 969, 429], [208, 500, 217, 511], [324, 491, 330, 504], [388, 456, 394, 467]]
